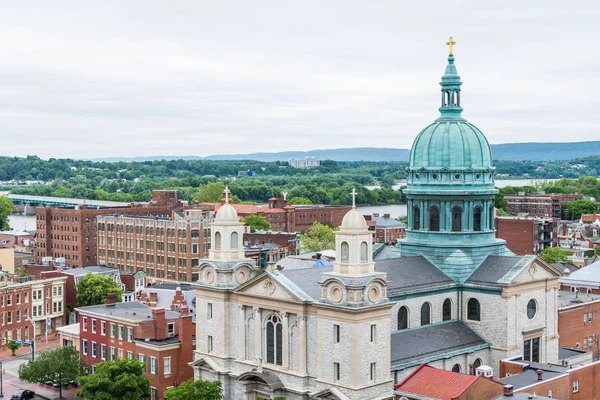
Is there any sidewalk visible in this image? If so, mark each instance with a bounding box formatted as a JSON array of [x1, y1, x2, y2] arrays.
[[0, 335, 62, 360], [2, 373, 80, 400]]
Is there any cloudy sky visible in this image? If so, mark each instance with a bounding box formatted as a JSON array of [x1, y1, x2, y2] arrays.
[[1, 1, 598, 159]]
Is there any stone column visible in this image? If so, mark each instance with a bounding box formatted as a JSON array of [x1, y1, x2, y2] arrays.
[[299, 315, 307, 374], [254, 307, 261, 362], [407, 200, 412, 229], [483, 200, 489, 230], [238, 305, 246, 360], [421, 201, 428, 230], [445, 201, 451, 231], [282, 313, 289, 369]]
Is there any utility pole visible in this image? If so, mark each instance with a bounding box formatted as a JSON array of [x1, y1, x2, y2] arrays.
[[1, 359, 4, 398]]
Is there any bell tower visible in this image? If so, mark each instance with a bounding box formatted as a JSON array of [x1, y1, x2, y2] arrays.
[[208, 186, 246, 262]]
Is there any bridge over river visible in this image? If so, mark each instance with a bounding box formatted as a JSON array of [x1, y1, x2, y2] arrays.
[[5, 193, 133, 208]]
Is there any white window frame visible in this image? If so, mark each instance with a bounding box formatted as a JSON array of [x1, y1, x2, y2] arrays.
[[164, 356, 171, 376], [82, 339, 88, 355], [573, 380, 579, 393], [150, 357, 157, 374]]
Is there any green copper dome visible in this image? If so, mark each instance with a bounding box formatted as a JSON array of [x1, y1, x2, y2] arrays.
[[409, 54, 493, 170]]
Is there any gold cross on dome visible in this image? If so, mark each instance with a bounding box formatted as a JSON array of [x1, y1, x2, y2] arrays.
[[446, 36, 456, 55], [351, 188, 357, 208]]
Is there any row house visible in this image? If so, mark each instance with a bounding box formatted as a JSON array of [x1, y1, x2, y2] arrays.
[[96, 208, 213, 283], [0, 271, 67, 343], [364, 213, 407, 244], [76, 294, 194, 400]]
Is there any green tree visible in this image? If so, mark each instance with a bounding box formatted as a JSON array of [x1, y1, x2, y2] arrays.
[[538, 247, 569, 264], [194, 182, 226, 203], [164, 379, 223, 400], [76, 273, 123, 307], [19, 346, 80, 400], [494, 190, 508, 211], [300, 222, 336, 252], [562, 199, 600, 220], [8, 340, 21, 356], [242, 214, 271, 232], [77, 358, 150, 400], [287, 197, 312, 205], [0, 196, 17, 230]]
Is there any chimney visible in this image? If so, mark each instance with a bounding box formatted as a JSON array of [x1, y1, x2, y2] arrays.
[[152, 308, 167, 339], [177, 304, 194, 382], [179, 304, 189, 317], [536, 369, 543, 381], [106, 293, 117, 306], [149, 292, 158, 307], [384, 213, 390, 218], [503, 384, 514, 397]]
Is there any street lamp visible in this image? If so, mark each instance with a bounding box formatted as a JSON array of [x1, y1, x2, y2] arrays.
[[25, 316, 35, 361]]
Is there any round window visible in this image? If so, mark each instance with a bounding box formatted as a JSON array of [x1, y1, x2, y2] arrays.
[[527, 299, 537, 319], [454, 174, 460, 180], [475, 174, 481, 180], [415, 174, 420, 180], [432, 174, 438, 180]]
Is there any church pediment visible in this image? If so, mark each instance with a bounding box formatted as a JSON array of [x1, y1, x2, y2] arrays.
[[234, 272, 306, 303], [508, 258, 560, 284]]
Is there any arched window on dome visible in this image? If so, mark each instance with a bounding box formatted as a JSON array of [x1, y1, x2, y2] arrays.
[[265, 314, 283, 366], [489, 205, 495, 230], [442, 298, 452, 321], [397, 306, 408, 330], [473, 207, 482, 232], [341, 242, 349, 262], [429, 206, 440, 232], [413, 206, 420, 230], [231, 232, 238, 250], [360, 241, 368, 263], [215, 232, 221, 250], [467, 298, 481, 321], [444, 91, 449, 106], [452, 206, 462, 232], [421, 302, 431, 326]]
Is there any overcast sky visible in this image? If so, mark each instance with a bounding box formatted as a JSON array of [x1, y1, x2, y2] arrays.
[[1, 1, 599, 159]]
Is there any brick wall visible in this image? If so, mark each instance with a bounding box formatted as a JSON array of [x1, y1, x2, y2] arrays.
[[558, 299, 600, 358], [496, 218, 537, 255]]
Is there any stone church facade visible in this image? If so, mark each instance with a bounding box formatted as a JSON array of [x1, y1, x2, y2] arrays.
[[191, 44, 560, 400]]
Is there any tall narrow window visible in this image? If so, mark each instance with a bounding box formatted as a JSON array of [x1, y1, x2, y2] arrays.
[[214, 232, 221, 250], [341, 242, 349, 262], [413, 206, 420, 230], [360, 242, 368, 263], [266, 314, 283, 366], [473, 207, 482, 232], [231, 232, 238, 250], [421, 303, 431, 326], [467, 298, 481, 321], [442, 298, 452, 321], [429, 207, 440, 232], [489, 206, 494, 230], [398, 306, 408, 330], [452, 206, 462, 232]]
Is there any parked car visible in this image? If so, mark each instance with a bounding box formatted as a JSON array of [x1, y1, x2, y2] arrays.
[[11, 389, 36, 400]]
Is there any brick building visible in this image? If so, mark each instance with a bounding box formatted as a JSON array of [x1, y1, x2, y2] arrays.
[[35, 190, 182, 268], [197, 193, 351, 233], [0, 230, 35, 252], [243, 231, 299, 255], [76, 294, 194, 400], [364, 213, 406, 244], [0, 270, 67, 345], [96, 208, 212, 283], [504, 193, 584, 218], [495, 216, 557, 255]]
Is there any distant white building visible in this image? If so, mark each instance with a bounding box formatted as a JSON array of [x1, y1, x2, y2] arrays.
[[288, 157, 320, 168]]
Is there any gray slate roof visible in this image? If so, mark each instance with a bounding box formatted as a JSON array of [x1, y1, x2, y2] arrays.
[[465, 255, 525, 288], [376, 256, 455, 297], [63, 265, 120, 276], [280, 267, 333, 301], [391, 321, 488, 369], [372, 216, 407, 228], [499, 362, 568, 390]]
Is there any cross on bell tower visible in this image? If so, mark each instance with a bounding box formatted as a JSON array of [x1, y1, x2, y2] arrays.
[[224, 186, 231, 204], [351, 188, 357, 208], [446, 36, 456, 55]]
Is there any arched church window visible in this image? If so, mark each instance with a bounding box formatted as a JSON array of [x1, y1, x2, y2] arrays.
[[265, 314, 283, 366], [360, 242, 368, 263], [472, 358, 482, 375], [467, 298, 481, 321], [452, 364, 461, 373], [413, 206, 420, 230], [421, 303, 431, 326], [341, 242, 349, 262], [442, 298, 452, 321], [231, 232, 238, 250], [214, 232, 221, 250], [452, 206, 462, 232], [398, 306, 408, 330], [473, 207, 482, 232], [429, 207, 440, 232]]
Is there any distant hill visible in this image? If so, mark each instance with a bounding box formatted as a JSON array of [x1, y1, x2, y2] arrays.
[[88, 141, 600, 162]]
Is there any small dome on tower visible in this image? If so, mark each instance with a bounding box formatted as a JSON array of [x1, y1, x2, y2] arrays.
[[341, 208, 368, 230], [216, 203, 238, 221]]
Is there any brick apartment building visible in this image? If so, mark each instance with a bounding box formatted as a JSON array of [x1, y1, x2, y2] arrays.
[[0, 271, 67, 344], [364, 213, 406, 244], [504, 193, 584, 218], [96, 208, 213, 283], [243, 231, 299, 255], [495, 216, 558, 255], [76, 294, 194, 400], [197, 193, 351, 233], [35, 190, 182, 268]]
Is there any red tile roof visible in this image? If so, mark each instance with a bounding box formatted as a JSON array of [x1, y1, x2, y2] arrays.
[[395, 364, 501, 400], [214, 203, 286, 215]]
